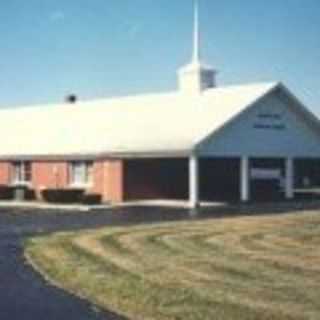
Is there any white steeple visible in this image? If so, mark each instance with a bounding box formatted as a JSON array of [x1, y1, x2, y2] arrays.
[[192, 0, 200, 63], [178, 0, 217, 95]]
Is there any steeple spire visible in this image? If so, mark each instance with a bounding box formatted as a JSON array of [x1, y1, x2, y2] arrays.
[[178, 0, 217, 94], [193, 0, 200, 63]]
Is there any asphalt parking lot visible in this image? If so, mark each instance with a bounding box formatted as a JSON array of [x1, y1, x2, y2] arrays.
[[0, 205, 197, 320]]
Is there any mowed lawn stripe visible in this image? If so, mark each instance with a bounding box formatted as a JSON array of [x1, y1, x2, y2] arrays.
[[26, 212, 320, 320]]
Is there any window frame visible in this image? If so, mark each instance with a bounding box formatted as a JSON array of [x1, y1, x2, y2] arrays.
[[69, 161, 93, 188], [11, 161, 32, 185]]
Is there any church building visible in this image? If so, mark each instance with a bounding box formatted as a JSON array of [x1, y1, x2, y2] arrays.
[[0, 2, 320, 207]]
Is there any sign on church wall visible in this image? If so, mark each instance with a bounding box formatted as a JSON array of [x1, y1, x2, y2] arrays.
[[253, 112, 286, 131], [251, 169, 281, 180]]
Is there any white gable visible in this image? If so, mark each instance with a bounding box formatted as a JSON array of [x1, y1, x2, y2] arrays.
[[197, 87, 320, 158]]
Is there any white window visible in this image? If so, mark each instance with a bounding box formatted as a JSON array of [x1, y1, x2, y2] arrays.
[[12, 161, 32, 184], [69, 161, 93, 186]]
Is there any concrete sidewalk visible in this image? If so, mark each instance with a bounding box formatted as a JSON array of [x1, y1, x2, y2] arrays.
[[0, 200, 111, 212], [0, 199, 228, 212]]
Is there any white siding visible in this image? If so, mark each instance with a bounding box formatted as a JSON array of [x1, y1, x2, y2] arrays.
[[198, 90, 320, 158]]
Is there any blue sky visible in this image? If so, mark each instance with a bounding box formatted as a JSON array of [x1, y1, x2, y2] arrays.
[[0, 0, 319, 114]]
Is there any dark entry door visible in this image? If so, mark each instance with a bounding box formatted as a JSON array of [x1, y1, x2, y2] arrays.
[[250, 158, 285, 201]]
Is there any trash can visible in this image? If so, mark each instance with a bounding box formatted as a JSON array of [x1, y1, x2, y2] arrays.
[[14, 185, 28, 201]]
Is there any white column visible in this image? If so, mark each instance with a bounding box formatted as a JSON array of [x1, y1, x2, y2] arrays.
[[240, 156, 250, 202], [189, 155, 199, 208], [285, 158, 294, 200]]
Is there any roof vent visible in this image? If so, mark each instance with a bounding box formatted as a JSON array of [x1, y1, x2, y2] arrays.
[[65, 94, 77, 104]]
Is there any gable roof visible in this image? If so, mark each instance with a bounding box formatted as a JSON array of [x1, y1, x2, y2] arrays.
[[0, 82, 288, 159]]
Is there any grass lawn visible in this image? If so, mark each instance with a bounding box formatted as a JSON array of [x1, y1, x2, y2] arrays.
[[25, 211, 320, 320]]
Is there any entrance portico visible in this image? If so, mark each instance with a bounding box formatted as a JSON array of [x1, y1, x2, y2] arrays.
[[240, 157, 295, 203], [188, 156, 296, 208]]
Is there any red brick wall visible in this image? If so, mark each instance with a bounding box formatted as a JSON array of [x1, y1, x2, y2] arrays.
[[0, 162, 11, 185], [32, 162, 69, 199], [101, 160, 124, 203], [32, 160, 125, 203], [90, 161, 104, 195], [0, 160, 126, 204], [76, 160, 124, 203]]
